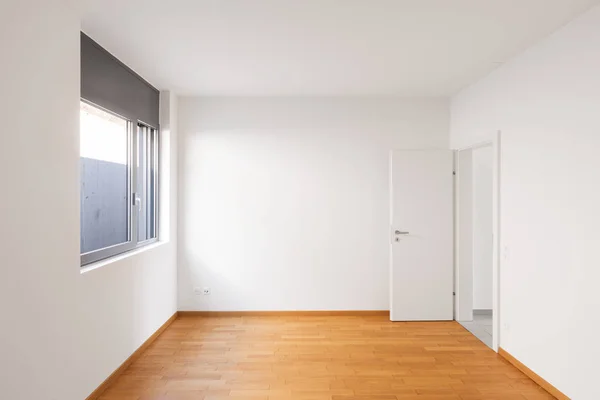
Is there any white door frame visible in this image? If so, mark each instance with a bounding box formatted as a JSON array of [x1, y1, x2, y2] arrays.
[[454, 131, 501, 352]]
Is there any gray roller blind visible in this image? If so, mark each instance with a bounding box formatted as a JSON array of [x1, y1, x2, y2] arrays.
[[81, 32, 159, 127]]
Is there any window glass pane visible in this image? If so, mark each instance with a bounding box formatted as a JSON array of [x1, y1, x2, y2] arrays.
[[80, 101, 130, 254], [137, 125, 157, 241]]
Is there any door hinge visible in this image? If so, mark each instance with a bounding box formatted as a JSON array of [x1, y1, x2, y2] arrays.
[[453, 292, 456, 296], [452, 171, 456, 176]]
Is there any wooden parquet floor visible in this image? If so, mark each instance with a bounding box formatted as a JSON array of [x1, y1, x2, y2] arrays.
[[98, 315, 555, 400]]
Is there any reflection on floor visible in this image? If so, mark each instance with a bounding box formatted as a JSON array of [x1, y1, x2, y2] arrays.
[[459, 309, 493, 348]]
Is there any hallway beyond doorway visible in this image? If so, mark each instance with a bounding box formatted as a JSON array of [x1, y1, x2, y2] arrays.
[[460, 310, 493, 348]]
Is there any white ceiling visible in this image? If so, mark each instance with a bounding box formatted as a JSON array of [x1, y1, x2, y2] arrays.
[[80, 0, 599, 96]]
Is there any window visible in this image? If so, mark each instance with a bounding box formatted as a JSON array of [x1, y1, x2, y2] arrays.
[[80, 101, 159, 265], [80, 32, 160, 266]]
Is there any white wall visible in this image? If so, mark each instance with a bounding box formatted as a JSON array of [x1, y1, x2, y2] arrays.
[[456, 150, 474, 321], [178, 97, 449, 311], [0, 2, 178, 399], [472, 146, 493, 310], [451, 5, 600, 399]]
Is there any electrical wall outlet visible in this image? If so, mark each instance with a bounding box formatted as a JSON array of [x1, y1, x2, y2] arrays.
[[194, 287, 211, 295]]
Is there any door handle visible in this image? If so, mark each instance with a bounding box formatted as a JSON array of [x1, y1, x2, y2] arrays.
[[134, 194, 142, 210], [395, 230, 410, 235]]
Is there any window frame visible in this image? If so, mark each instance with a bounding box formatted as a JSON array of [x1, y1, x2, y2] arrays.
[[135, 122, 160, 247], [80, 99, 160, 266]]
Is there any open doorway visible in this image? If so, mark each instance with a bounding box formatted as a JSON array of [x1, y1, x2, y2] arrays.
[[454, 140, 498, 349]]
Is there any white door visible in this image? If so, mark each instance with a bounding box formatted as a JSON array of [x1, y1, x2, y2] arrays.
[[390, 150, 453, 321]]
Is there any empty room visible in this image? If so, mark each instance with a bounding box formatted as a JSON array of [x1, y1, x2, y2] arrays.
[[2, 1, 600, 399]]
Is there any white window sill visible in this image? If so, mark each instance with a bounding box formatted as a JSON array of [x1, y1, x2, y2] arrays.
[[80, 240, 169, 275]]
